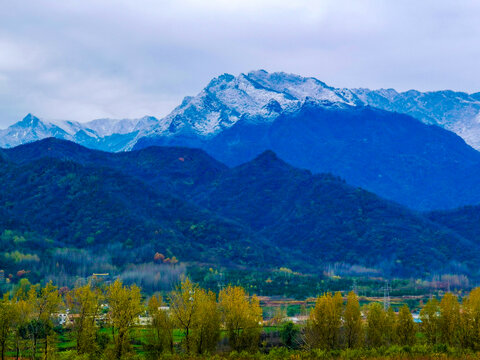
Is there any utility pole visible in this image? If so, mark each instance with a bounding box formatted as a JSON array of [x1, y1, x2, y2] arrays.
[[383, 280, 390, 310], [352, 279, 358, 295]]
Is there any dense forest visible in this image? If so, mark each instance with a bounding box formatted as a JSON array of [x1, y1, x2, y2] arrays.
[[2, 138, 480, 289], [1, 278, 480, 359]]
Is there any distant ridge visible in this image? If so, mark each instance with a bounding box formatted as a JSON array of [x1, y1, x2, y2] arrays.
[[3, 70, 480, 151], [2, 71, 480, 210]]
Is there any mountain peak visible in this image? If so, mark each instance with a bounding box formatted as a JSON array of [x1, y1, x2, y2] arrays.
[[247, 69, 269, 77], [246, 150, 293, 171], [256, 149, 278, 160], [207, 73, 235, 88], [19, 113, 41, 126]]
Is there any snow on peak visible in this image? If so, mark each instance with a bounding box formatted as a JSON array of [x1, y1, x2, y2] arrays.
[[2, 70, 480, 152], [153, 70, 364, 138]]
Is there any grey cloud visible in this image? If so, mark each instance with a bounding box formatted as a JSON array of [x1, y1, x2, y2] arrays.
[[0, 0, 479, 127]]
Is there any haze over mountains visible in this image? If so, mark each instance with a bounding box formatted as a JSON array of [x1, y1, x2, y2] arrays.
[[2, 70, 480, 211]]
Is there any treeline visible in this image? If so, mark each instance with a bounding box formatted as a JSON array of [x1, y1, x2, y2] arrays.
[[1, 279, 480, 360], [0, 278, 262, 360]]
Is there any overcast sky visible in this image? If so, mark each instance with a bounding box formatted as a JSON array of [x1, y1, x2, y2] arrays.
[[1, 0, 480, 127]]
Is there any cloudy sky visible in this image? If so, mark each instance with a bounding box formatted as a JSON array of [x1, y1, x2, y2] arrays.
[[1, 0, 479, 127]]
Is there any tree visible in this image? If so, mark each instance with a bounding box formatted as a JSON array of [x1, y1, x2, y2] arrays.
[[384, 306, 397, 345], [438, 293, 460, 346], [459, 287, 480, 349], [192, 289, 220, 354], [270, 306, 287, 327], [68, 282, 103, 356], [344, 291, 362, 348], [366, 302, 386, 348], [168, 278, 198, 354], [0, 295, 15, 360], [280, 321, 299, 349], [396, 305, 416, 346], [11, 297, 32, 360], [13, 278, 32, 301], [420, 297, 440, 345], [27, 282, 62, 360], [145, 294, 173, 358], [306, 292, 343, 350], [106, 279, 143, 360], [219, 285, 263, 352]]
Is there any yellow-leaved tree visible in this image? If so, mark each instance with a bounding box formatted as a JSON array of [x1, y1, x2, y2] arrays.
[[145, 294, 174, 358], [439, 293, 460, 347], [420, 297, 440, 345], [458, 287, 480, 349], [168, 278, 199, 354], [365, 302, 386, 348], [306, 292, 343, 350], [384, 306, 397, 345], [344, 291, 363, 348], [219, 285, 263, 352], [28, 282, 62, 360], [68, 282, 103, 356], [0, 294, 15, 360], [106, 279, 143, 360], [192, 288, 220, 354], [396, 304, 416, 346], [168, 278, 221, 354]]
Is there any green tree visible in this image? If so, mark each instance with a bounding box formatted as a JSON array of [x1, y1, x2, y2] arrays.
[[396, 305, 416, 346], [280, 321, 299, 349]]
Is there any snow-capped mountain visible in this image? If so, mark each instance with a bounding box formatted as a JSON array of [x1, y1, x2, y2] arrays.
[[145, 70, 361, 139], [0, 114, 73, 148], [2, 70, 480, 151], [142, 70, 480, 149], [351, 88, 480, 149], [0, 114, 159, 151]]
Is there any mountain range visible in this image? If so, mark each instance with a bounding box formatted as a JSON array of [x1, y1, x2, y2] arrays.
[[3, 70, 480, 150], [1, 138, 480, 285], [2, 71, 480, 210]]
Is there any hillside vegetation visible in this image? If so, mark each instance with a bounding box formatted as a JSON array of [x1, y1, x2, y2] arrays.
[[1, 139, 480, 288]]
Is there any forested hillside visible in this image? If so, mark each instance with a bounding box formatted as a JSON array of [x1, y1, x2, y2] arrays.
[[1, 139, 480, 287]]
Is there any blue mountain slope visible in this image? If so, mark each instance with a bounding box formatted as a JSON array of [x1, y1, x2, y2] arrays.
[[3, 138, 480, 278], [136, 101, 480, 210]]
